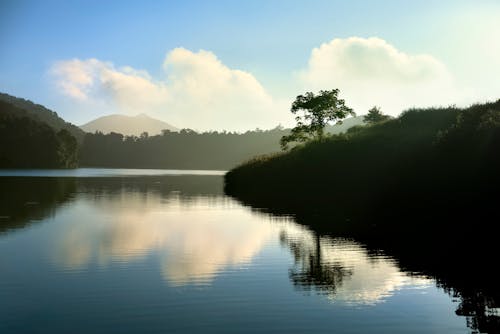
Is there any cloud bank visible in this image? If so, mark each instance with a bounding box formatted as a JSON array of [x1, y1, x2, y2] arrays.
[[52, 37, 481, 130], [299, 37, 461, 116], [52, 48, 281, 131]]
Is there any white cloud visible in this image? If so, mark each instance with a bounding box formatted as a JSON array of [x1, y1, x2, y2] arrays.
[[51, 49, 285, 131], [51, 58, 102, 100], [298, 37, 462, 116], [52, 38, 485, 129]]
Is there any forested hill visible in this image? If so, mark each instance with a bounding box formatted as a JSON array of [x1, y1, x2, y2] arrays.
[[0, 92, 85, 142], [0, 100, 78, 168]]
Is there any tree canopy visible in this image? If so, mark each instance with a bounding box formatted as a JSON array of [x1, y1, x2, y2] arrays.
[[0, 100, 78, 168], [364, 106, 390, 124], [280, 89, 354, 150]]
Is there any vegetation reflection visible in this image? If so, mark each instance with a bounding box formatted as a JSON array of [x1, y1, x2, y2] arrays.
[[279, 224, 428, 305]]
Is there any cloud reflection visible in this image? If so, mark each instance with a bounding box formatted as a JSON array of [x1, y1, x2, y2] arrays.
[[52, 187, 429, 301], [53, 193, 274, 285], [280, 224, 430, 305]]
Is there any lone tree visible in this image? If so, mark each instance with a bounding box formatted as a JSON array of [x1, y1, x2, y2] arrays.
[[364, 106, 390, 124], [280, 89, 354, 150]]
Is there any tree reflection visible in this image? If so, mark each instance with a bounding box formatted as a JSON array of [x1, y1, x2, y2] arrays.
[[456, 294, 500, 334], [440, 284, 500, 334], [228, 191, 500, 333], [0, 177, 76, 234], [277, 225, 428, 305], [0, 175, 223, 235], [281, 230, 353, 295]]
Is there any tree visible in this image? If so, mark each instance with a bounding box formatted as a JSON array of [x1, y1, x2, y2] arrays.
[[56, 129, 78, 168], [364, 106, 390, 124], [280, 89, 354, 150]]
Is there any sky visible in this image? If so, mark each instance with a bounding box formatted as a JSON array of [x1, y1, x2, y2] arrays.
[[1, 0, 499, 131]]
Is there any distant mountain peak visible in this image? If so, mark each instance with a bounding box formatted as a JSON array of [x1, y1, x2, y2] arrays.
[[80, 113, 178, 136]]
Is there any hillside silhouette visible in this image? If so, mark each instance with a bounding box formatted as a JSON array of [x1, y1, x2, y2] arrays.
[[225, 100, 500, 334], [0, 100, 78, 168], [0, 93, 84, 142], [225, 99, 500, 222]]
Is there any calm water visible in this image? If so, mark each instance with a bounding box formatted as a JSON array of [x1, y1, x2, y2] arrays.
[[0, 169, 487, 333]]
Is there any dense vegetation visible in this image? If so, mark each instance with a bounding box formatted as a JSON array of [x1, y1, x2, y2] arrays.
[[0, 100, 78, 168], [78, 119, 364, 170], [225, 100, 500, 222], [0, 92, 85, 142], [79, 128, 286, 169]]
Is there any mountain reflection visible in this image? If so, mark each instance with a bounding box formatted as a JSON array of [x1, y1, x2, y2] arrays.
[[279, 224, 428, 305]]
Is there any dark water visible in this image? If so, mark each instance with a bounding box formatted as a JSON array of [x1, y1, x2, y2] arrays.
[[0, 169, 497, 333]]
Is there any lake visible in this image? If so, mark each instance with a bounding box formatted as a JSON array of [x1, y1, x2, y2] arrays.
[[0, 169, 494, 333]]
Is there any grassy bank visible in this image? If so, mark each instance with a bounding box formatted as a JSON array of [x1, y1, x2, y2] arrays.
[[225, 100, 500, 224]]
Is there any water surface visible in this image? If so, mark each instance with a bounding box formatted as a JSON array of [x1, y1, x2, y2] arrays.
[[0, 168, 225, 177], [0, 169, 490, 333]]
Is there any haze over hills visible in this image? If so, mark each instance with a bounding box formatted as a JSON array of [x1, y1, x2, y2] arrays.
[[326, 116, 365, 134], [80, 114, 179, 136]]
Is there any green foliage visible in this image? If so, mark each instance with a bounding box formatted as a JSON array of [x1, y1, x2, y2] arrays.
[[280, 89, 354, 150], [0, 92, 85, 142], [226, 100, 500, 207], [435, 101, 500, 169], [363, 106, 391, 124], [56, 129, 78, 168], [79, 127, 288, 170], [0, 100, 79, 168]]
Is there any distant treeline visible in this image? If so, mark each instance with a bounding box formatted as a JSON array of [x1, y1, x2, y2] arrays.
[[79, 128, 286, 170], [77, 118, 364, 169]]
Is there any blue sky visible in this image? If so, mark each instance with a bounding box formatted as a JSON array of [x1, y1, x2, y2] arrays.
[[1, 0, 499, 130]]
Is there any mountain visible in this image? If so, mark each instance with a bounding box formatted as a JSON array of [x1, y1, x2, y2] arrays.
[[80, 114, 179, 136], [0, 92, 85, 142]]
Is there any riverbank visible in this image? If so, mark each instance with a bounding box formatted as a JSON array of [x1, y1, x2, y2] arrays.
[[224, 101, 500, 333], [225, 100, 500, 223]]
